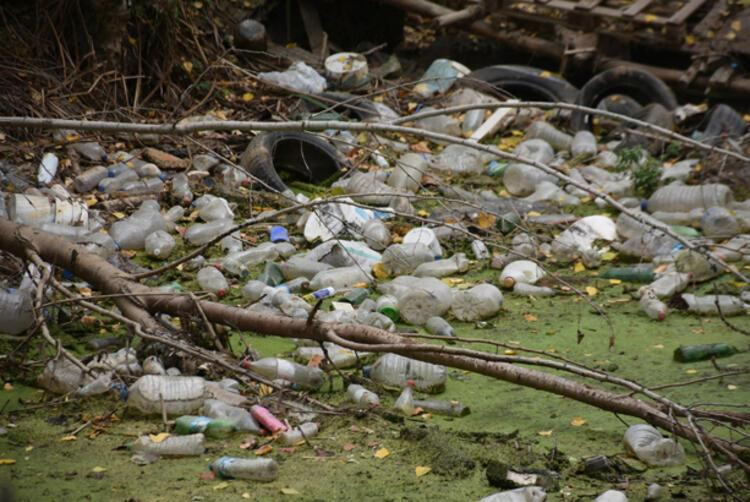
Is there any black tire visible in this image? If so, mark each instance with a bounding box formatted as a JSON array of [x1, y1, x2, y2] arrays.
[[240, 132, 343, 193], [306, 92, 382, 120], [597, 94, 643, 117], [459, 65, 579, 103], [571, 67, 678, 131]]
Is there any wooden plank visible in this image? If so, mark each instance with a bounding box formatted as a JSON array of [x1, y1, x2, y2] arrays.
[[623, 0, 654, 18], [667, 0, 708, 25], [509, 0, 669, 25], [298, 0, 327, 61], [575, 0, 603, 11]]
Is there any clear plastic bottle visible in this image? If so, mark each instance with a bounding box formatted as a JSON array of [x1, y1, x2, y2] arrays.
[[381, 243, 434, 276], [247, 358, 324, 390], [241, 280, 277, 302], [199, 197, 234, 222], [38, 152, 58, 185], [527, 121, 573, 151], [382, 276, 454, 325], [361, 219, 391, 251], [197, 267, 229, 297], [503, 139, 556, 196], [451, 283, 504, 321], [280, 257, 333, 280], [643, 272, 691, 298], [403, 227, 443, 259], [171, 173, 193, 205], [394, 384, 415, 415], [347, 384, 380, 406], [570, 130, 597, 157], [119, 177, 164, 195], [639, 287, 667, 321], [7, 194, 55, 226], [413, 253, 469, 278], [647, 183, 732, 213], [73, 166, 108, 193], [73, 141, 107, 162], [471, 240, 489, 260], [594, 490, 628, 502], [389, 153, 426, 193], [39, 223, 90, 240], [132, 433, 205, 457], [681, 294, 745, 316], [127, 375, 206, 415], [280, 422, 319, 445], [145, 230, 176, 258], [499, 260, 545, 289], [143, 356, 166, 375], [415, 106, 462, 136], [164, 205, 185, 226], [220, 247, 279, 277], [623, 424, 685, 467], [220, 232, 243, 254], [210, 456, 279, 481], [77, 231, 117, 259], [184, 218, 234, 245], [272, 291, 312, 317], [413, 399, 469, 417], [479, 486, 547, 502], [365, 353, 447, 393], [98, 169, 138, 193], [512, 283, 556, 297], [309, 266, 372, 290], [344, 172, 396, 206], [109, 203, 169, 250], [701, 206, 740, 239], [425, 316, 454, 338]]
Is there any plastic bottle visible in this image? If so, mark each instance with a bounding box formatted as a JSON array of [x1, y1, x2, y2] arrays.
[[347, 384, 380, 407], [376, 295, 400, 322], [220, 248, 279, 277], [279, 277, 309, 294], [77, 231, 117, 259], [643, 272, 690, 298], [38, 152, 58, 185], [623, 424, 685, 467], [210, 457, 279, 482], [394, 383, 415, 415], [639, 287, 667, 321], [673, 343, 739, 362], [241, 280, 277, 302], [499, 260, 545, 289], [309, 266, 372, 290], [425, 316, 454, 338], [647, 183, 732, 213], [381, 243, 434, 276], [184, 218, 234, 245], [389, 153, 425, 193], [171, 173, 193, 205], [701, 206, 740, 239], [414, 253, 469, 278], [127, 375, 206, 415], [361, 219, 391, 251], [451, 284, 504, 321], [403, 227, 443, 259], [249, 405, 287, 433], [280, 422, 319, 445], [479, 486, 547, 502], [413, 399, 470, 417], [132, 433, 205, 457], [601, 265, 655, 283], [527, 121, 573, 151], [512, 283, 556, 297], [280, 257, 333, 280], [145, 230, 176, 258], [595, 490, 628, 502], [471, 240, 489, 260], [646, 484, 662, 501], [73, 141, 107, 162], [380, 276, 453, 325], [247, 358, 324, 390], [415, 106, 462, 136], [109, 202, 169, 250], [257, 262, 284, 286], [365, 353, 447, 393], [681, 294, 745, 316], [199, 197, 234, 222], [119, 177, 164, 195], [38, 223, 90, 240], [73, 166, 108, 193], [570, 130, 597, 157], [503, 139, 556, 196], [98, 169, 138, 193], [143, 356, 166, 375], [174, 415, 236, 438], [197, 267, 229, 297], [272, 291, 312, 317]]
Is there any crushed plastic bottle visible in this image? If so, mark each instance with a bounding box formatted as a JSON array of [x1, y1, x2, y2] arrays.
[[681, 294, 745, 316], [247, 358, 324, 390], [527, 121, 573, 151], [479, 486, 547, 502], [394, 384, 415, 415], [73, 166, 108, 193], [647, 183, 732, 213], [365, 353, 447, 393], [381, 243, 434, 276], [413, 58, 470, 97], [642, 272, 690, 298], [570, 130, 597, 157], [309, 265, 372, 290], [127, 375, 206, 415], [197, 267, 229, 297], [451, 284, 504, 321], [499, 260, 545, 289], [503, 139, 556, 196], [623, 424, 685, 467], [425, 316, 454, 338], [413, 399, 469, 417], [280, 422, 319, 445], [0, 272, 36, 335], [38, 153, 59, 185], [389, 153, 426, 193], [132, 433, 205, 458], [347, 384, 380, 407], [512, 283, 555, 297], [413, 253, 469, 277], [361, 218, 391, 251], [72, 141, 107, 162], [257, 61, 327, 94], [145, 230, 176, 259], [171, 173, 193, 205], [109, 201, 169, 249], [210, 456, 278, 481], [403, 227, 443, 259], [701, 206, 740, 239], [379, 276, 453, 325], [184, 218, 234, 246]]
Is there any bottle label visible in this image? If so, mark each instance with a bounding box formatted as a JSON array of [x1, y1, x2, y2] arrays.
[[276, 359, 297, 381]]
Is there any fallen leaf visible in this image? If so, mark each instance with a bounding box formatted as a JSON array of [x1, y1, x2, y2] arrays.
[[727, 384, 738, 391], [280, 447, 296, 454], [91, 466, 107, 473], [570, 417, 587, 427], [477, 212, 497, 230], [182, 60, 194, 74], [280, 488, 300, 495], [342, 443, 356, 452], [307, 354, 324, 368], [503, 349, 517, 356], [524, 314, 538, 322], [411, 141, 431, 153], [685, 34, 696, 45], [415, 466, 431, 477], [149, 432, 170, 443], [199, 471, 215, 481], [60, 435, 77, 442], [652, 344, 664, 349], [0, 459, 16, 465], [213, 481, 229, 491], [242, 92, 254, 102], [240, 436, 258, 450], [686, 368, 698, 374], [3, 383, 12, 391], [608, 279, 622, 285], [538, 430, 553, 437], [374, 448, 390, 459], [242, 493, 251, 499], [112, 211, 126, 219], [644, 14, 657, 23], [732, 20, 742, 31], [255, 444, 273, 456], [585, 286, 598, 297], [573, 262, 585, 273], [24, 446, 32, 452]]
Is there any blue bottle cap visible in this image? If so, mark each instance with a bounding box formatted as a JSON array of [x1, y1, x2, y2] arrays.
[[270, 226, 289, 243]]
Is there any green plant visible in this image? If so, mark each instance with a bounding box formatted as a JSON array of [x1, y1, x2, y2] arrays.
[[633, 160, 661, 198], [615, 146, 645, 171]]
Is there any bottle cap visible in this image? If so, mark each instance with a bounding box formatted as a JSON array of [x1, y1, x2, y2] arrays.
[[270, 226, 289, 243], [362, 365, 372, 378], [377, 306, 399, 322]]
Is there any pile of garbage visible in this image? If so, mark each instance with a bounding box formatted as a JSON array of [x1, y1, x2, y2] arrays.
[[1, 45, 748, 499]]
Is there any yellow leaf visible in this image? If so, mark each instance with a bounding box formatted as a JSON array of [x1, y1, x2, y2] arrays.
[[193, 1, 204, 8], [85, 195, 98, 207], [255, 444, 273, 456], [685, 368, 698, 374], [652, 344, 664, 349], [372, 262, 390, 279], [570, 417, 587, 427], [415, 466, 431, 477], [91, 466, 107, 473], [24, 446, 33, 452], [511, 129, 524, 137], [685, 34, 696, 45], [477, 212, 496, 230], [374, 448, 390, 459], [573, 262, 585, 273], [524, 314, 538, 322], [182, 60, 194, 74], [407, 102, 417, 112], [527, 211, 541, 217], [128, 36, 137, 46], [498, 189, 510, 198], [416, 209, 429, 217], [608, 279, 622, 285], [280, 488, 300, 495], [213, 481, 229, 491], [645, 14, 657, 23], [503, 349, 517, 356], [732, 20, 741, 31], [726, 31, 737, 40], [538, 430, 553, 437], [242, 493, 251, 499], [601, 251, 617, 261], [539, 71, 552, 78], [242, 92, 254, 102], [585, 286, 598, 297], [60, 435, 77, 442], [148, 432, 170, 443], [0, 459, 16, 465]]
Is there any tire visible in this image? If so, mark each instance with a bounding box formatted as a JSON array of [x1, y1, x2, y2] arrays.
[[702, 104, 747, 144], [571, 67, 678, 131], [597, 95, 643, 117], [307, 92, 382, 120], [240, 132, 343, 193], [459, 65, 579, 103]]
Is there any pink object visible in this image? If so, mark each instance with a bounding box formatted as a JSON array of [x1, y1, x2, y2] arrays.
[[251, 405, 287, 433]]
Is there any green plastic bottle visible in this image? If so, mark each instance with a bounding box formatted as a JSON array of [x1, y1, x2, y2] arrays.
[[342, 288, 370, 305], [257, 262, 284, 286], [601, 265, 655, 283], [673, 343, 739, 363], [174, 416, 236, 438]]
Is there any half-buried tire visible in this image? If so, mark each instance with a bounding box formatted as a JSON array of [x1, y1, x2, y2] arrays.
[[460, 65, 579, 103], [240, 132, 343, 193]]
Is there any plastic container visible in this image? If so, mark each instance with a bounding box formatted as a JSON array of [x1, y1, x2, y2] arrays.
[[673, 343, 739, 362], [499, 260, 545, 289], [382, 276, 453, 325], [701, 206, 740, 239], [257, 61, 327, 94], [145, 230, 176, 259], [132, 433, 205, 457], [309, 266, 372, 290], [394, 385, 415, 415], [403, 227, 443, 259], [425, 316, 454, 338], [280, 422, 319, 445], [249, 405, 287, 433], [361, 219, 391, 251], [674, 250, 718, 282], [451, 284, 504, 321], [623, 424, 685, 467], [220, 232, 243, 254], [647, 183, 732, 213], [171, 173, 193, 205], [570, 130, 597, 157], [220, 247, 279, 277], [381, 243, 434, 276], [197, 267, 229, 297], [413, 58, 470, 97], [0, 274, 35, 336], [413, 253, 469, 278], [143, 356, 166, 375], [376, 295, 400, 322], [198, 197, 234, 222], [479, 486, 547, 502], [73, 166, 108, 193], [7, 194, 55, 226], [389, 153, 426, 193], [247, 358, 324, 390], [413, 399, 469, 417], [365, 353, 447, 393], [174, 415, 235, 438], [503, 139, 556, 196], [527, 121, 573, 151], [639, 287, 667, 321], [109, 202, 168, 249], [184, 218, 234, 245], [324, 52, 368, 90], [127, 375, 206, 415], [210, 456, 278, 482], [347, 384, 380, 407]]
